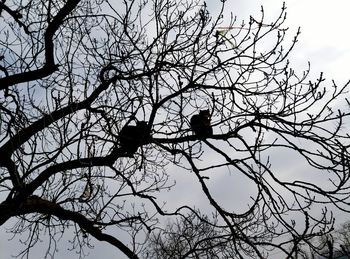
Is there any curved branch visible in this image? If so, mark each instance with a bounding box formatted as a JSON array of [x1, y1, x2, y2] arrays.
[[0, 0, 81, 90], [0, 80, 110, 160], [16, 149, 123, 200], [0, 195, 139, 259]]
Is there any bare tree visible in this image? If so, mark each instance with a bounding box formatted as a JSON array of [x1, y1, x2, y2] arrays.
[[299, 221, 350, 258], [1, 0, 350, 258], [145, 211, 233, 259]]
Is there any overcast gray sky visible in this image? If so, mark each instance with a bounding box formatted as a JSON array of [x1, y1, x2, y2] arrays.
[[229, 0, 350, 83], [1, 1, 350, 258]]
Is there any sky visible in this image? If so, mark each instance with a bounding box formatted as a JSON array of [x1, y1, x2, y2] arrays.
[[226, 0, 350, 84], [1, 0, 350, 258]]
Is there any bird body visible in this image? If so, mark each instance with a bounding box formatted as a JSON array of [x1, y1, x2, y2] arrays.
[[190, 110, 212, 139], [119, 121, 150, 156]]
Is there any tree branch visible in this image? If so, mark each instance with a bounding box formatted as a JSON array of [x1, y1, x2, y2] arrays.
[[0, 195, 139, 259], [0, 0, 82, 90]]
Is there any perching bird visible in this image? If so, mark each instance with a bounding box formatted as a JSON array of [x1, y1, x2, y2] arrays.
[[119, 121, 150, 156], [190, 110, 213, 139]]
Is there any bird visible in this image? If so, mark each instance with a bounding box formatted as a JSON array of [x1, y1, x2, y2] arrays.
[[119, 121, 150, 156], [190, 110, 213, 139]]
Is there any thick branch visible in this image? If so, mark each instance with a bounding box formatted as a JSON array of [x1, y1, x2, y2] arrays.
[[0, 196, 139, 259], [0, 0, 81, 90], [0, 79, 111, 190], [18, 149, 123, 200], [0, 80, 109, 161]]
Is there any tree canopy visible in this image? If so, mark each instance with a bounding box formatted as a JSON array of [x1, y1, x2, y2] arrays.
[[1, 0, 350, 258]]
